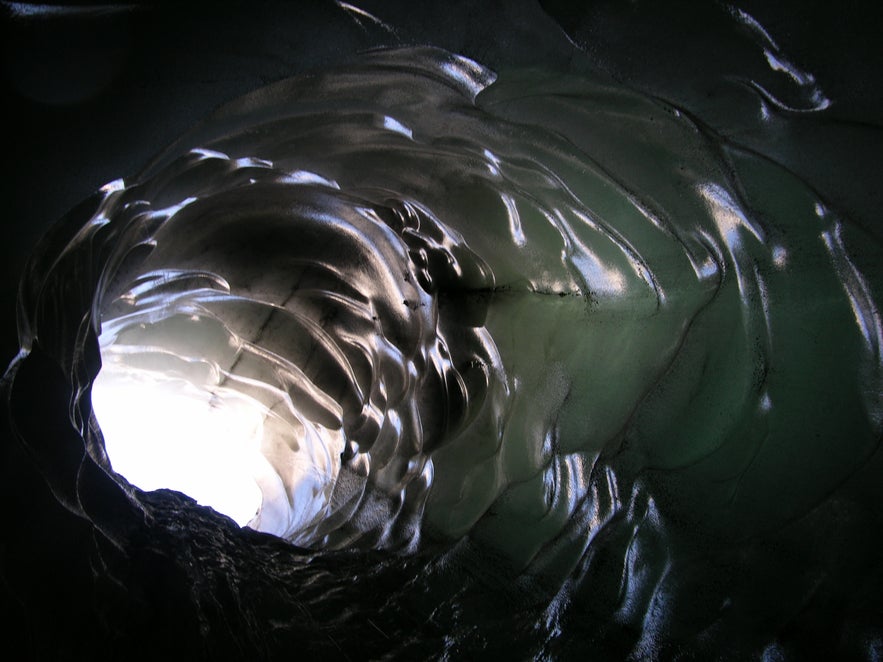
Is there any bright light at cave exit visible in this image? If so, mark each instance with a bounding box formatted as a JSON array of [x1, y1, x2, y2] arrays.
[[91, 361, 266, 527]]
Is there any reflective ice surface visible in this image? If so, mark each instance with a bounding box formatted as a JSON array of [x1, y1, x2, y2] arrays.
[[82, 45, 883, 553], [4, 2, 882, 659]]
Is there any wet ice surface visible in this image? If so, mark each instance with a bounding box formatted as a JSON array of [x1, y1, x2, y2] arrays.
[[4, 2, 883, 659]]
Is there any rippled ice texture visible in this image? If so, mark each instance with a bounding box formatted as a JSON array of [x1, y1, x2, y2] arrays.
[[6, 27, 883, 662], [86, 45, 882, 549]]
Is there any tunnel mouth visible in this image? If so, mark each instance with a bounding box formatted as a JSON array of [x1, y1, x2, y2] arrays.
[[67, 135, 498, 551], [90, 280, 347, 544]]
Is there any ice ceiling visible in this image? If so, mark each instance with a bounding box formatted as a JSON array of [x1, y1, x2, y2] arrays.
[[3, 1, 882, 659]]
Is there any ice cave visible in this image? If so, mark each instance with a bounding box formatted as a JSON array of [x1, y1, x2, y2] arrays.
[[2, 2, 882, 659]]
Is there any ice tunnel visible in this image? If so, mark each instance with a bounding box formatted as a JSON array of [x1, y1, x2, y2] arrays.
[[2, 2, 882, 660]]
